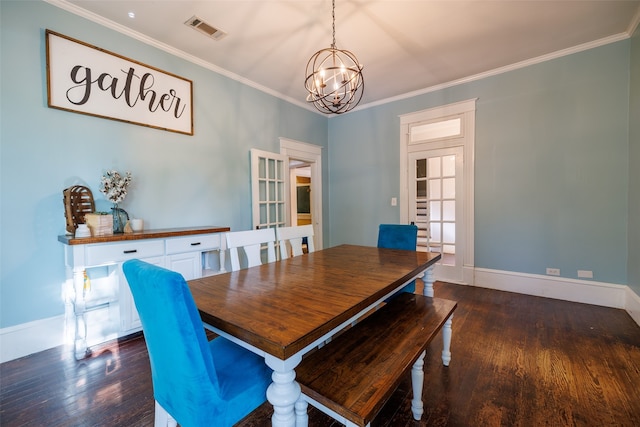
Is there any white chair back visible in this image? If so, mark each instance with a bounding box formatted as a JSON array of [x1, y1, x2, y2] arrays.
[[225, 228, 277, 271], [276, 225, 315, 259]]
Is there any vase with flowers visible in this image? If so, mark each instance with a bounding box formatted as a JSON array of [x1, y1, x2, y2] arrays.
[[99, 170, 132, 233]]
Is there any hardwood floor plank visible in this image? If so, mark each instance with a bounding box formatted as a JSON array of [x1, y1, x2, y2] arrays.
[[2, 282, 639, 426]]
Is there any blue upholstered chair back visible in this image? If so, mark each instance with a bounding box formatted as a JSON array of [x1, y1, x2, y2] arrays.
[[122, 259, 271, 427], [377, 224, 418, 293]]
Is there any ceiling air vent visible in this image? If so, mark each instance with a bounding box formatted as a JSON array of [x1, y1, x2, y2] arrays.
[[184, 15, 227, 41]]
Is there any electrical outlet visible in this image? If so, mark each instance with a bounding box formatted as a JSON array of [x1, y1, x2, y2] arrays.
[[391, 197, 397, 206], [546, 268, 560, 276], [578, 270, 593, 279]]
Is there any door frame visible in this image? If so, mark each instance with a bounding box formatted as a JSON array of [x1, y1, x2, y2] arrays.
[[399, 99, 476, 284], [280, 138, 324, 251]]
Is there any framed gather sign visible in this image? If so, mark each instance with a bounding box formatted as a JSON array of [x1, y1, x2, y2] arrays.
[[46, 30, 193, 135]]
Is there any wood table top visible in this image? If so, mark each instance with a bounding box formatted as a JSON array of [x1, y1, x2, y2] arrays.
[[58, 225, 230, 245], [189, 244, 441, 360]]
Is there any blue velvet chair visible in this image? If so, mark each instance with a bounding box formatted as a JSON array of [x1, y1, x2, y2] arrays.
[[377, 223, 419, 294], [122, 260, 272, 427]]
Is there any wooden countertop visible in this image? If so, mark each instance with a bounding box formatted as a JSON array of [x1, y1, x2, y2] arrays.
[[58, 225, 230, 245]]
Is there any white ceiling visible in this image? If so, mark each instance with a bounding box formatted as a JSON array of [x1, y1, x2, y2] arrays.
[[54, 0, 640, 113]]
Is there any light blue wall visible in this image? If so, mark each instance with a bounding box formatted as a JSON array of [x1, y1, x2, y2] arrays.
[[0, 1, 327, 328], [329, 41, 631, 285], [1, 0, 637, 331], [629, 26, 640, 296]]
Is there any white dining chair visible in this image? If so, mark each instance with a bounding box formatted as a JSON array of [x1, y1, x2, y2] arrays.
[[276, 225, 315, 259], [225, 228, 277, 271]]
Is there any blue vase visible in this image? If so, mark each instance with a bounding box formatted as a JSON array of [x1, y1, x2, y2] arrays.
[[111, 204, 129, 234]]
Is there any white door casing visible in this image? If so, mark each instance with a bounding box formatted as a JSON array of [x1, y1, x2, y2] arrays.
[[250, 141, 324, 251], [400, 99, 476, 285], [280, 138, 324, 251]]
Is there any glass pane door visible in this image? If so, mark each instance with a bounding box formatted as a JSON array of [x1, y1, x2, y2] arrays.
[[251, 149, 288, 230], [409, 147, 463, 282], [250, 149, 288, 260]]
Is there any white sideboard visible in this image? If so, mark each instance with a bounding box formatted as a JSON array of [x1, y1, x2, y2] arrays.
[[59, 226, 229, 359]]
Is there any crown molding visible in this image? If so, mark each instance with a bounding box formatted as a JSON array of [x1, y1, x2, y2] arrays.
[[44, 0, 635, 118], [43, 0, 317, 114], [356, 32, 631, 113], [628, 4, 640, 36]]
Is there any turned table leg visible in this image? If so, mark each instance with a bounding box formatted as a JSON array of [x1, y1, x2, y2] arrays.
[[422, 266, 435, 297], [265, 355, 302, 427]]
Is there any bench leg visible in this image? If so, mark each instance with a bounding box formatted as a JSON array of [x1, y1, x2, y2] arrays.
[[294, 397, 308, 427], [441, 315, 453, 366], [411, 350, 426, 420], [154, 401, 177, 427]]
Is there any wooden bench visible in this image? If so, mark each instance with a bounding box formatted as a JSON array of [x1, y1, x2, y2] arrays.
[[294, 292, 457, 427]]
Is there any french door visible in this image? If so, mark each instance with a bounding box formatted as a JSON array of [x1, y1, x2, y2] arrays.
[[400, 99, 476, 285], [250, 148, 288, 231], [409, 147, 464, 283]]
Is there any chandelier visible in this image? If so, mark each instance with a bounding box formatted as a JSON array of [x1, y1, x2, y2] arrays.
[[304, 0, 364, 114]]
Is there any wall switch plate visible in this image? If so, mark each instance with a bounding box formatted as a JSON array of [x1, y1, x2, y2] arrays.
[[578, 270, 593, 279], [391, 197, 397, 206], [546, 268, 560, 276]]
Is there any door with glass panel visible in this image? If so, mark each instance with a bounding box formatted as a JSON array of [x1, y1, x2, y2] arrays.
[[408, 147, 463, 282], [250, 149, 288, 261]]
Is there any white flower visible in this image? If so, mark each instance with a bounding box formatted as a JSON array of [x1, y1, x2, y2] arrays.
[[99, 170, 132, 204]]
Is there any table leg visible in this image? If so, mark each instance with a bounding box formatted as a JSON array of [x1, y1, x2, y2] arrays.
[[441, 314, 453, 366], [422, 266, 435, 297], [411, 350, 426, 420], [265, 355, 302, 427], [72, 267, 88, 360], [218, 248, 226, 273]]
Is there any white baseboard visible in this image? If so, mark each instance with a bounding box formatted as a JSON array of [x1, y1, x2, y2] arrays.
[[0, 315, 67, 364], [626, 287, 640, 326], [473, 268, 627, 309]]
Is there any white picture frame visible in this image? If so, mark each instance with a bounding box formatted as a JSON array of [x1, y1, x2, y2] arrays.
[[46, 30, 193, 135]]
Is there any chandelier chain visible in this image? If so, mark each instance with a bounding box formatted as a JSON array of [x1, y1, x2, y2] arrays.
[[332, 0, 336, 48]]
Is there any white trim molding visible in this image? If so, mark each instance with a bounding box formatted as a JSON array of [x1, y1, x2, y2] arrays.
[[280, 138, 324, 251], [626, 287, 640, 326], [474, 267, 627, 309], [0, 315, 67, 363]]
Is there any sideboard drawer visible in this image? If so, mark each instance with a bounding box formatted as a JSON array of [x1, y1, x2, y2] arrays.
[[165, 234, 221, 255], [86, 240, 165, 266]]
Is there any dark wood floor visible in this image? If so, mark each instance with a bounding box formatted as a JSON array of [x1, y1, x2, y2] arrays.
[[2, 282, 640, 426]]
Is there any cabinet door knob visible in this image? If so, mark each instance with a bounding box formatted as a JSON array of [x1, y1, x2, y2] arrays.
[[123, 249, 138, 254], [190, 242, 202, 246]]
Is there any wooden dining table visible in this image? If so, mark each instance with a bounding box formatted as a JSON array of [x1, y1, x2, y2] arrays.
[[188, 244, 441, 427]]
